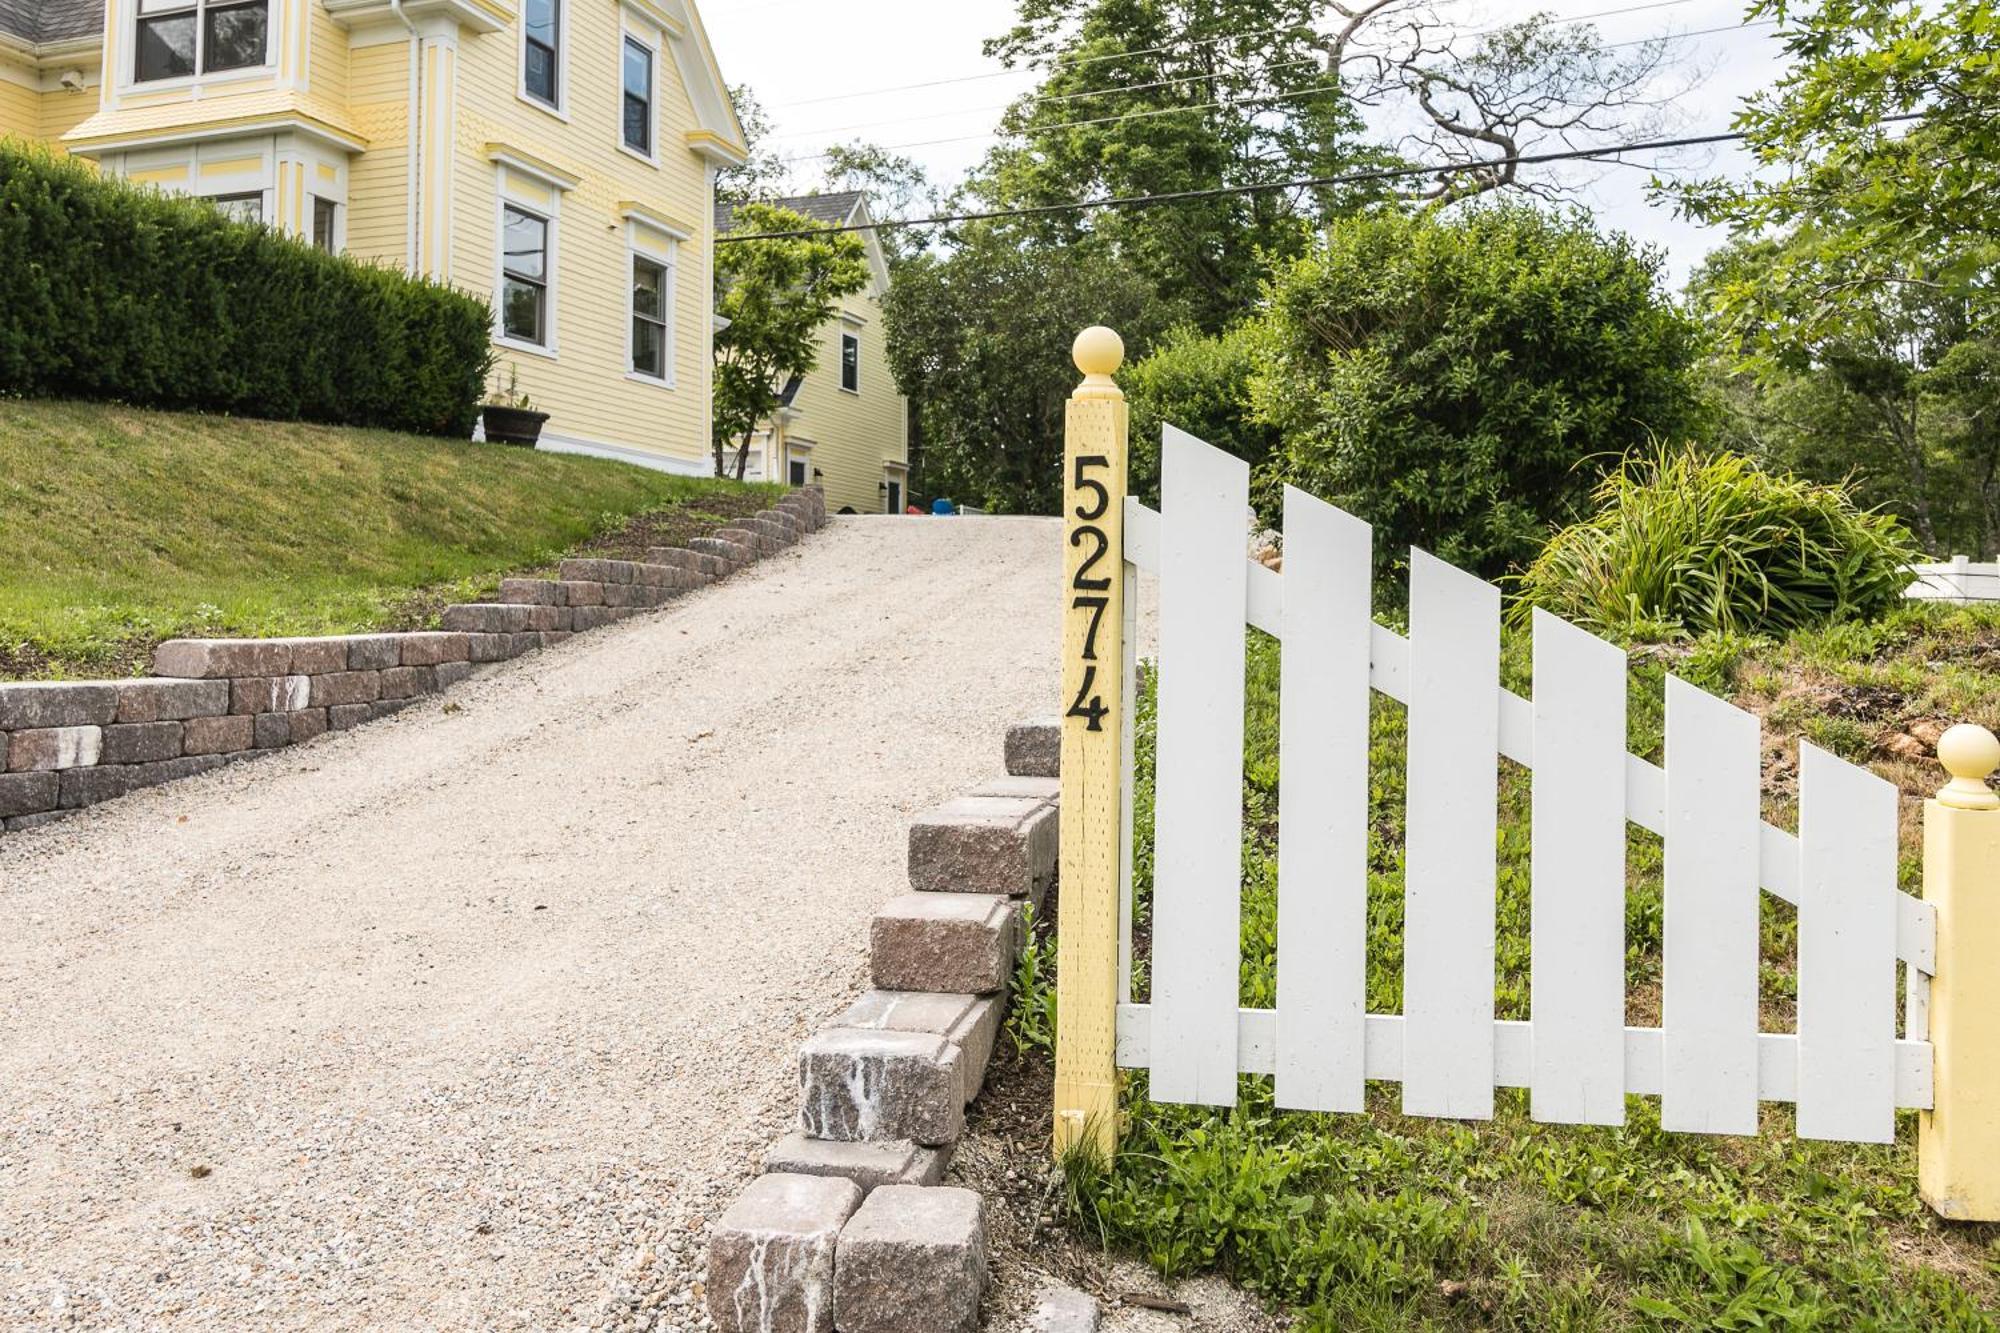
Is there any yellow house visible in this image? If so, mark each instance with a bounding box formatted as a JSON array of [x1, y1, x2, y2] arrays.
[[717, 191, 910, 514], [0, 0, 747, 471]]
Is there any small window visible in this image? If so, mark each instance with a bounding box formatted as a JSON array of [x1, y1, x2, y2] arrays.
[[312, 196, 337, 253], [630, 254, 668, 379], [621, 38, 652, 155], [788, 458, 808, 487], [502, 205, 550, 346], [523, 0, 559, 106], [840, 331, 859, 393], [136, 0, 267, 81], [209, 191, 263, 224]]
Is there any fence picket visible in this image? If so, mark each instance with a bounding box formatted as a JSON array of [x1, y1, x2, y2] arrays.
[[1274, 485, 1373, 1112], [1797, 743, 1898, 1142], [1149, 425, 1248, 1105], [1663, 676, 1761, 1134], [1530, 610, 1629, 1126], [1402, 549, 1501, 1119]]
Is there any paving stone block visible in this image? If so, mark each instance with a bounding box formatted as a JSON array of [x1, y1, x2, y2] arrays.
[[571, 606, 619, 631], [689, 536, 755, 569], [182, 713, 254, 756], [629, 562, 690, 590], [1028, 1285, 1101, 1332], [441, 603, 564, 634], [252, 712, 291, 750], [716, 526, 776, 556], [0, 682, 119, 730], [745, 515, 798, 546], [327, 702, 372, 731], [555, 579, 605, 607], [1005, 718, 1061, 778], [0, 771, 60, 818], [58, 755, 227, 808], [871, 894, 1018, 996], [396, 633, 471, 667], [832, 1185, 987, 1333], [369, 698, 415, 720], [100, 721, 183, 765], [112, 678, 229, 723], [153, 639, 291, 679], [644, 547, 724, 581], [231, 675, 311, 715], [908, 794, 1058, 907], [7, 726, 102, 773], [970, 774, 1060, 805], [346, 635, 404, 671], [434, 661, 474, 690], [288, 708, 330, 744], [498, 578, 564, 606], [760, 508, 803, 537], [278, 638, 351, 675], [603, 581, 676, 608], [763, 1131, 950, 1191], [799, 1029, 963, 1147], [5, 809, 72, 832], [706, 1172, 860, 1333], [378, 665, 437, 700], [539, 631, 574, 647], [558, 557, 634, 585], [836, 990, 1005, 1106], [309, 671, 382, 708]]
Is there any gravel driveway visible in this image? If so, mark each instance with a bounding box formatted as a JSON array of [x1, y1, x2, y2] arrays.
[[0, 516, 1061, 1331]]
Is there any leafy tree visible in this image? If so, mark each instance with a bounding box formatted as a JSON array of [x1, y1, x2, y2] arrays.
[[712, 203, 869, 480], [1124, 323, 1279, 506], [715, 85, 791, 206], [881, 225, 1157, 512], [817, 143, 939, 263], [1250, 205, 1702, 578]]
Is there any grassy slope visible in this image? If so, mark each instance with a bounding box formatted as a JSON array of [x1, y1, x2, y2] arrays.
[[0, 399, 768, 678], [1041, 604, 2000, 1331]]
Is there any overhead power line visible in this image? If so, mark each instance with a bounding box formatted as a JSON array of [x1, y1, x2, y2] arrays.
[[719, 114, 1921, 243], [775, 17, 1775, 166]]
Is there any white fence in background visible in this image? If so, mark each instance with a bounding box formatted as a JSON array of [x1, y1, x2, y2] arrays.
[[1908, 556, 2000, 603], [1114, 427, 1934, 1142]]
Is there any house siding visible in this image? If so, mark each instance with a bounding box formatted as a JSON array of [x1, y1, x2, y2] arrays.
[[342, 38, 410, 267], [786, 286, 908, 514]]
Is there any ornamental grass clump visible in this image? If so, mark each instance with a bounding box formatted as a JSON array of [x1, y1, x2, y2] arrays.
[[1516, 448, 1921, 638]]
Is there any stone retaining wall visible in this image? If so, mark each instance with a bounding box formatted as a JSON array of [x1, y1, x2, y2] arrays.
[[0, 489, 826, 832]]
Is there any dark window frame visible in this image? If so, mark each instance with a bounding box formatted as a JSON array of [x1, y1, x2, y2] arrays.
[[522, 0, 560, 108], [839, 330, 860, 393], [501, 203, 551, 347], [621, 36, 652, 156]]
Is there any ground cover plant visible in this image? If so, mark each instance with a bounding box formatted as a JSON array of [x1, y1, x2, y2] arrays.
[[0, 398, 775, 679], [1014, 605, 2000, 1330]]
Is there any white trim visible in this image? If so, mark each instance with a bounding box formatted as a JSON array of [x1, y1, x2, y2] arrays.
[[515, 0, 568, 119], [495, 187, 559, 357], [615, 27, 659, 166], [839, 329, 860, 395], [837, 309, 867, 328], [486, 144, 579, 192], [122, 0, 281, 95], [537, 431, 709, 475], [625, 224, 677, 388]]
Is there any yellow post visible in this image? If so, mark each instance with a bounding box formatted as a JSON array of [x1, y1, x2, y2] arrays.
[[1920, 723, 2000, 1221], [1054, 326, 1127, 1162]]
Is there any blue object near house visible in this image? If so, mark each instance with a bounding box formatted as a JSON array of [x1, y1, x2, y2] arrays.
[[932, 498, 957, 516]]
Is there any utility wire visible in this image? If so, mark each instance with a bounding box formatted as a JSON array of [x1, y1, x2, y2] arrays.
[[775, 18, 1772, 165], [719, 115, 1922, 243]]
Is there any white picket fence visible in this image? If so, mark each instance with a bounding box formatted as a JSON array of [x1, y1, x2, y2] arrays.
[[1908, 555, 2000, 603], [1112, 427, 1935, 1143]]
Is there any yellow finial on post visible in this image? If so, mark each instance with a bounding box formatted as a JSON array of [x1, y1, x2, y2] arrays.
[[1921, 721, 2000, 1220], [1054, 326, 1128, 1164]]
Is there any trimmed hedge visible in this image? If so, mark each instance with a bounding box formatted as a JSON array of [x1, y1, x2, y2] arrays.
[[0, 142, 492, 436]]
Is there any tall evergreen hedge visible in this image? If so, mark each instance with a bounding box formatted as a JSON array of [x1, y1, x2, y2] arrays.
[[0, 142, 492, 436]]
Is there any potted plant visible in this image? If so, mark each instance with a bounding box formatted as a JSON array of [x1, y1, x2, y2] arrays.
[[481, 365, 549, 447]]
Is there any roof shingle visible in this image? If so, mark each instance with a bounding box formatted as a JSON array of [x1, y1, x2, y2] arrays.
[[0, 0, 103, 45], [714, 190, 865, 234]]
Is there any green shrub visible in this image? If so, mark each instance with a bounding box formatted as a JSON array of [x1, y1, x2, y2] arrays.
[[1250, 205, 1703, 579], [1126, 323, 1281, 508], [1516, 448, 1922, 637], [0, 142, 491, 435]]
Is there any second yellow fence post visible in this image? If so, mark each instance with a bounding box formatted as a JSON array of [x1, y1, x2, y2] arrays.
[[1053, 326, 1127, 1163], [1920, 723, 2000, 1220]]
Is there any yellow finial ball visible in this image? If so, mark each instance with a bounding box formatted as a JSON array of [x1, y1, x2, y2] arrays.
[[1072, 326, 1124, 379], [1939, 723, 2000, 784]]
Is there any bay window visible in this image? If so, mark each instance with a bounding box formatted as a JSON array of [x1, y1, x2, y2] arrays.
[[136, 0, 268, 81]]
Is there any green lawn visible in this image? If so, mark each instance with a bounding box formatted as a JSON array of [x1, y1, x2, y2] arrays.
[[0, 398, 768, 678], [1023, 605, 2000, 1330]]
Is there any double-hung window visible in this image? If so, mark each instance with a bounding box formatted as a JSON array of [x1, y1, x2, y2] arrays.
[[312, 197, 338, 253], [502, 205, 550, 347], [840, 331, 860, 393], [136, 0, 268, 81], [621, 38, 653, 156], [630, 253, 670, 380], [209, 191, 263, 224], [522, 0, 559, 107]]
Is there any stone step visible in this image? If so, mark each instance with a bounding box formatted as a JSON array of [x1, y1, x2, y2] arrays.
[[835, 989, 1003, 1106], [689, 535, 756, 570], [969, 773, 1059, 805], [715, 525, 779, 557], [643, 547, 727, 582], [798, 1028, 962, 1147], [870, 894, 1018, 998], [833, 1185, 988, 1333], [706, 1172, 859, 1333], [908, 793, 1059, 907], [763, 1131, 950, 1191], [496, 577, 564, 606], [1005, 718, 1060, 778], [440, 603, 567, 635]]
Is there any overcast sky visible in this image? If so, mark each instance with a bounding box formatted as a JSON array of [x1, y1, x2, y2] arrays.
[[702, 0, 1790, 288]]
